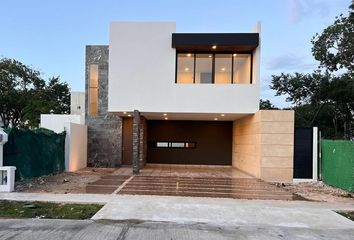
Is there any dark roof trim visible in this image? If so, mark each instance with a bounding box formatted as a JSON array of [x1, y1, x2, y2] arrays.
[[172, 33, 259, 52]]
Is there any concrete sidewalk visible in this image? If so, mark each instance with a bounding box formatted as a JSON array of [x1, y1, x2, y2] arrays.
[[1, 218, 354, 240], [1, 192, 354, 230], [92, 195, 354, 229]]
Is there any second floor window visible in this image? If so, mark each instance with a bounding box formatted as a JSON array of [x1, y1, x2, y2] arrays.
[[176, 52, 252, 84]]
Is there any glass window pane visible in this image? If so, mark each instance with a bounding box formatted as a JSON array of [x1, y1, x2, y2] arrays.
[[171, 142, 185, 148], [88, 64, 98, 115], [177, 53, 194, 84], [195, 54, 213, 84], [215, 54, 232, 84], [89, 65, 98, 87], [233, 54, 251, 84], [157, 142, 169, 147]]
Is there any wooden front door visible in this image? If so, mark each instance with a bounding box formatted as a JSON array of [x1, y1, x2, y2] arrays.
[[122, 117, 133, 165]]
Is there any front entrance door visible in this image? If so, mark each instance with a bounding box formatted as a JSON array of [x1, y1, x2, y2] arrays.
[[122, 117, 133, 165]]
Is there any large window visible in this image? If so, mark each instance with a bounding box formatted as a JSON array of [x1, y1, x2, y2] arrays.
[[176, 53, 252, 84], [233, 54, 252, 84], [195, 54, 213, 84], [176, 53, 194, 84], [215, 54, 232, 84], [88, 64, 98, 115]]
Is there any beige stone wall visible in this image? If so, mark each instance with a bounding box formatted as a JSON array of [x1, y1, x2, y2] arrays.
[[233, 110, 294, 182]]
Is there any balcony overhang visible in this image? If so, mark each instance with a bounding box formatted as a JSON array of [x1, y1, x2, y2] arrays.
[[172, 33, 259, 52]]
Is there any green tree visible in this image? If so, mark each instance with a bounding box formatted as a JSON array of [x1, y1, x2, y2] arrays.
[[270, 2, 354, 139], [311, 1, 354, 73], [0, 58, 70, 128], [259, 99, 278, 110]]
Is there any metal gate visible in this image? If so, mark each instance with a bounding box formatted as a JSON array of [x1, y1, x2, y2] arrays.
[[293, 128, 313, 178]]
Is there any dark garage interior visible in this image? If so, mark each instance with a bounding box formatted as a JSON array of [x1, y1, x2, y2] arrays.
[[147, 120, 232, 165]]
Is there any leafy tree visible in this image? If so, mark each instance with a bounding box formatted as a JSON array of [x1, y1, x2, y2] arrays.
[[0, 58, 70, 128], [311, 2, 354, 73], [270, 71, 354, 139], [270, 2, 354, 139], [259, 99, 278, 110]]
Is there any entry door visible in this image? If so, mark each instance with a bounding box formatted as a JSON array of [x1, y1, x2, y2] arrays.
[[122, 117, 133, 165]]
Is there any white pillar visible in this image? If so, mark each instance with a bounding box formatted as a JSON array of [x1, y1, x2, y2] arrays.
[[0, 128, 16, 192], [0, 128, 8, 167]]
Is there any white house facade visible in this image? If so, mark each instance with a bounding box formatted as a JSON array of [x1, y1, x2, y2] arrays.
[[85, 22, 295, 183]]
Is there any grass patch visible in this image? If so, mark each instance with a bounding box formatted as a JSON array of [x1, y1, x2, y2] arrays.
[[337, 211, 354, 222], [0, 200, 102, 219]]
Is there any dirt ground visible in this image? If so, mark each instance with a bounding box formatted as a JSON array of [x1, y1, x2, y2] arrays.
[[277, 181, 354, 203], [15, 169, 354, 203], [15, 168, 116, 194]]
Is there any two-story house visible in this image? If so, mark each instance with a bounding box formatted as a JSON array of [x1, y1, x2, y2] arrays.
[[85, 22, 295, 183]]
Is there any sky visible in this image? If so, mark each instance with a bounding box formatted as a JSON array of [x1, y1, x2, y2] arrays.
[[0, 0, 351, 107]]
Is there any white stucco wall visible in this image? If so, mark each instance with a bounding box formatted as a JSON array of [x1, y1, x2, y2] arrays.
[[40, 114, 83, 133], [108, 22, 260, 115], [64, 123, 87, 172], [70, 92, 85, 123]]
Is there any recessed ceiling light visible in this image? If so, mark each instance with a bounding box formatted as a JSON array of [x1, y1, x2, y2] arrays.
[[163, 113, 167, 116], [184, 67, 189, 71], [212, 45, 217, 49], [221, 68, 226, 71], [123, 112, 127, 114], [214, 117, 218, 121], [128, 114, 132, 117], [233, 53, 237, 57], [164, 117, 168, 120], [221, 114, 225, 117], [187, 53, 192, 57]]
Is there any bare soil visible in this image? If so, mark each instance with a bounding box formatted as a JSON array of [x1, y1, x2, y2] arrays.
[[15, 168, 116, 194], [277, 181, 354, 203]]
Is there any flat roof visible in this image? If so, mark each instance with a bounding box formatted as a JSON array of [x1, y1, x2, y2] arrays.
[[172, 33, 259, 52]]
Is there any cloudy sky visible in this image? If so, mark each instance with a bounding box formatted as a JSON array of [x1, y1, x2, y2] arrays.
[[0, 0, 351, 107]]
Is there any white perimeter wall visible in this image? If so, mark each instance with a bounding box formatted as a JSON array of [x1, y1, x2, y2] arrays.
[[64, 123, 87, 172], [40, 114, 83, 133], [108, 22, 260, 115]]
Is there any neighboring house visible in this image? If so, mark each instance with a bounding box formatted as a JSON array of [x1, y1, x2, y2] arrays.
[[85, 22, 295, 182]]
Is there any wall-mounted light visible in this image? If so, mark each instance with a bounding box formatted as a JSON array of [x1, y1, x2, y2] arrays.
[[221, 114, 225, 117], [221, 68, 226, 71], [128, 114, 132, 117], [184, 67, 189, 71], [233, 53, 237, 57], [123, 112, 127, 114], [187, 53, 192, 57], [164, 117, 168, 120], [212, 45, 217, 49], [214, 117, 218, 121], [163, 113, 167, 116], [208, 55, 212, 58]]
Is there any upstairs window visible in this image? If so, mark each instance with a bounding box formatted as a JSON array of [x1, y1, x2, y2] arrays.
[[195, 54, 213, 84], [176, 52, 252, 84], [176, 53, 194, 84]]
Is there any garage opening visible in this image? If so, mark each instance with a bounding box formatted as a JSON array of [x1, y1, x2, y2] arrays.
[[147, 120, 232, 165]]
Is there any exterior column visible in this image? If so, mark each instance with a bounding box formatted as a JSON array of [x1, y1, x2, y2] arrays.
[[132, 110, 140, 175]]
